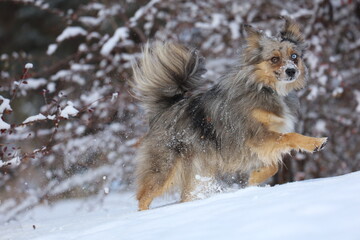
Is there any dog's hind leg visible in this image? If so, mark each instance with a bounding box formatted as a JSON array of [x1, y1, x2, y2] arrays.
[[248, 164, 279, 186], [180, 175, 194, 203], [137, 160, 179, 211], [180, 162, 196, 203]]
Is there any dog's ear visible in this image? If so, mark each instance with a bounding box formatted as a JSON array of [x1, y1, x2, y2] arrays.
[[280, 16, 305, 46], [243, 24, 264, 64], [244, 24, 263, 49]]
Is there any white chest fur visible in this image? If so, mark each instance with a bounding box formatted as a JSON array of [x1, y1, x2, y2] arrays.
[[278, 104, 296, 133]]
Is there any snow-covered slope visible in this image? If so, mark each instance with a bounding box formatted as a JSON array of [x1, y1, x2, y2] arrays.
[[2, 171, 360, 240]]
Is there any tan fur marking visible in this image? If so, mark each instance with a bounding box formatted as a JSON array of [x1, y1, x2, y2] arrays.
[[252, 108, 285, 132], [248, 164, 279, 185], [255, 62, 277, 89]]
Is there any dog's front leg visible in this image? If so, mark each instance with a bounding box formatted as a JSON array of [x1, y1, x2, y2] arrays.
[[279, 132, 327, 152], [248, 131, 327, 166]]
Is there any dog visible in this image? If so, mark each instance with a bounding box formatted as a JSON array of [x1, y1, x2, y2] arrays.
[[131, 17, 327, 211]]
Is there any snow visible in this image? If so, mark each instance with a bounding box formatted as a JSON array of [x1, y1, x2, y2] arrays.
[[47, 44, 58, 55], [211, 13, 224, 28], [100, 27, 129, 56], [50, 70, 86, 85], [22, 113, 47, 124], [19, 78, 47, 90], [0, 95, 12, 114], [2, 171, 360, 240], [306, 85, 319, 101], [111, 92, 118, 102], [60, 101, 79, 119], [0, 156, 20, 168], [332, 87, 343, 97], [229, 21, 240, 39], [79, 16, 102, 27], [314, 119, 327, 133], [0, 95, 12, 129], [0, 116, 10, 130], [129, 0, 160, 27], [70, 63, 94, 71], [84, 2, 104, 11], [354, 90, 360, 113], [56, 26, 88, 42], [25, 63, 33, 69]]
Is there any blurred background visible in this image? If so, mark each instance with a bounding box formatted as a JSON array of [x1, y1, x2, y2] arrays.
[[0, 0, 359, 222]]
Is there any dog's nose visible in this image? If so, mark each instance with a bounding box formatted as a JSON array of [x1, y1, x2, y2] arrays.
[[285, 68, 296, 78]]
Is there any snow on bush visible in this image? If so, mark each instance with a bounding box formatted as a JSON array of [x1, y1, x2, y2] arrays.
[[56, 26, 88, 42], [0, 0, 359, 223], [101, 27, 130, 55]]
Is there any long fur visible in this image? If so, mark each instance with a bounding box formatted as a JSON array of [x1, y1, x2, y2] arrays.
[[131, 42, 206, 119], [131, 17, 327, 210]]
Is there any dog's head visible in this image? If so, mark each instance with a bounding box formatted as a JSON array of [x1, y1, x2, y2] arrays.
[[243, 17, 308, 96]]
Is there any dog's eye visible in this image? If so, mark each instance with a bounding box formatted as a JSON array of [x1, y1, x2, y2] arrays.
[[291, 53, 298, 60], [271, 57, 280, 63]]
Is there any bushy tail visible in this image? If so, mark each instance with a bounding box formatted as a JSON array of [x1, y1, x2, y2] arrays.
[[131, 42, 206, 117]]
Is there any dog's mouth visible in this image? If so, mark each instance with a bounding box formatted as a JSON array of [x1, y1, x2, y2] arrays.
[[276, 74, 297, 83], [285, 76, 297, 82]]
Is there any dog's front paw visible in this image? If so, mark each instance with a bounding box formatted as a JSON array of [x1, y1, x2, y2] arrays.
[[313, 137, 328, 152]]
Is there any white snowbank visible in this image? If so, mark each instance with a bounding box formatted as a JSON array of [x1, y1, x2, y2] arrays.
[[1, 171, 360, 240]]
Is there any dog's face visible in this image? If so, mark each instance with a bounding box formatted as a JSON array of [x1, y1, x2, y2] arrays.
[[243, 17, 308, 96]]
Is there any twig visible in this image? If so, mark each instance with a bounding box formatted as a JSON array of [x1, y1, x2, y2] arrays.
[[10, 66, 31, 102]]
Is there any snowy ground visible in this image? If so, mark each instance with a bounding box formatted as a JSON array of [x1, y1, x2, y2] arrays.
[[2, 171, 360, 240]]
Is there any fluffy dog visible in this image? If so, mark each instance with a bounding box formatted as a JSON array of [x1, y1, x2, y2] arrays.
[[131, 17, 327, 211]]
